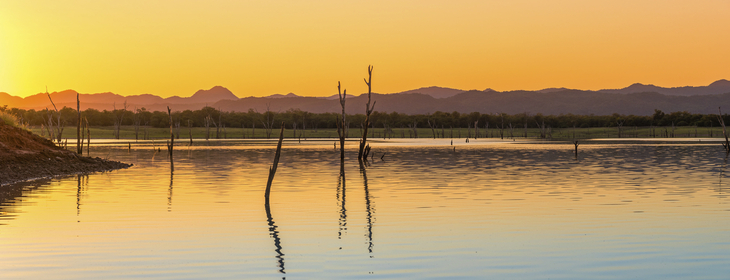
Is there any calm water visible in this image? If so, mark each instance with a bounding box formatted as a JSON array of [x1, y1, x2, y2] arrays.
[[1, 139, 730, 279]]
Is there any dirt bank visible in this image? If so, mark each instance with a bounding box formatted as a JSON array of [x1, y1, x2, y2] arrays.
[[0, 120, 131, 186]]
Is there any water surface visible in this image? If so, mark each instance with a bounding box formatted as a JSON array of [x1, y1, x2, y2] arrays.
[[1, 139, 729, 279]]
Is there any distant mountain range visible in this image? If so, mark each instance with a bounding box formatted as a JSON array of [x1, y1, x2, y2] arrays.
[[2, 80, 730, 116]]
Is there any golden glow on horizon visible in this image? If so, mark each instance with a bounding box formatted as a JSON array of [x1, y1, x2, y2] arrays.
[[1, 0, 729, 98]]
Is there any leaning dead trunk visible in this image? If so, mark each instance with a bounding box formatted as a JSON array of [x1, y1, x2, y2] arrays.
[[718, 107, 730, 153], [265, 122, 285, 202], [427, 119, 437, 139]]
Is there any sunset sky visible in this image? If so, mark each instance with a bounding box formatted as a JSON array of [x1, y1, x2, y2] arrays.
[[1, 0, 728, 98]]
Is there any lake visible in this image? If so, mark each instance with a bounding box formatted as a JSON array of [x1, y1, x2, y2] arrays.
[[1, 138, 730, 279]]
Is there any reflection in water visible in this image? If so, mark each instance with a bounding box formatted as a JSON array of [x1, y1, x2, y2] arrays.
[[361, 161, 375, 255], [76, 175, 86, 218], [4, 141, 730, 279], [265, 200, 285, 276], [338, 159, 347, 240], [720, 154, 728, 197], [77, 175, 81, 217], [168, 161, 174, 212]]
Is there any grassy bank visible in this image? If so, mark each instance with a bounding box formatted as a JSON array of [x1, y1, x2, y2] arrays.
[[26, 125, 728, 141]]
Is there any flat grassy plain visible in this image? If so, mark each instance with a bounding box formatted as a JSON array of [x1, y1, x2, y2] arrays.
[[27, 125, 728, 141]]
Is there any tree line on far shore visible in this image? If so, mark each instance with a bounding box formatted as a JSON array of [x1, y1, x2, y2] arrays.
[[1, 105, 728, 131]]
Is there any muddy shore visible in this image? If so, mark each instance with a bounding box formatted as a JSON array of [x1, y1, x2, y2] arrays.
[[0, 121, 131, 186]]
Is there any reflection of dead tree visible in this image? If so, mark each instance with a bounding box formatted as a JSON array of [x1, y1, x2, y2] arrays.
[[360, 161, 375, 254], [358, 65, 376, 161], [264, 182, 286, 276], [338, 158, 347, 240], [337, 82, 347, 169]]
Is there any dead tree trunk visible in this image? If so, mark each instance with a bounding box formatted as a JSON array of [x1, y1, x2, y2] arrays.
[[718, 107, 730, 153], [134, 112, 140, 141], [85, 117, 90, 156], [265, 122, 285, 202], [617, 120, 625, 138], [76, 93, 81, 154], [112, 101, 127, 140], [358, 65, 376, 161], [427, 119, 437, 139], [474, 120, 479, 140], [167, 106, 174, 160], [46, 88, 63, 143], [337, 81, 347, 171], [500, 114, 505, 139], [205, 115, 212, 140], [80, 116, 85, 155]]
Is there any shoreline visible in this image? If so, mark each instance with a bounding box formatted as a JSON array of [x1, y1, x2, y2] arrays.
[[0, 122, 132, 187]]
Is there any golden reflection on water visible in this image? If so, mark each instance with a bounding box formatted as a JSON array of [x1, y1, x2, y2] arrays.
[[1, 139, 729, 279]]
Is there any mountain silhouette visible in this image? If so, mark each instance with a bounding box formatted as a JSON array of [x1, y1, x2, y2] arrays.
[[599, 79, 730, 96], [395, 86, 465, 99], [2, 81, 730, 115]]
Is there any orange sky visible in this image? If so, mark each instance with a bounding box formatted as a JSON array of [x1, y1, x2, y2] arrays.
[[1, 0, 729, 98]]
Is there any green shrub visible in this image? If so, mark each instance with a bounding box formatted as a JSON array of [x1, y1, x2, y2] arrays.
[[0, 111, 20, 127]]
